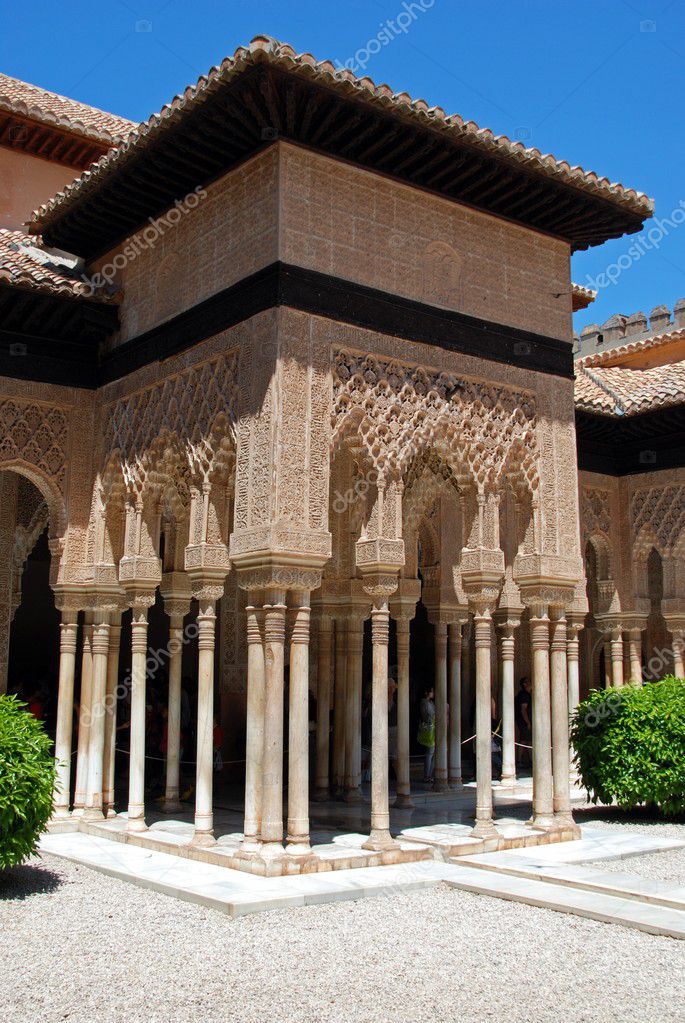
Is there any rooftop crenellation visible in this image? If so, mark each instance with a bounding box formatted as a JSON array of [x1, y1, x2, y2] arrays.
[[575, 298, 685, 358]]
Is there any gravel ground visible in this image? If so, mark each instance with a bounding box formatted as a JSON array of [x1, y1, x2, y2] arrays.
[[2, 853, 684, 1023], [592, 846, 685, 887], [574, 810, 685, 886]]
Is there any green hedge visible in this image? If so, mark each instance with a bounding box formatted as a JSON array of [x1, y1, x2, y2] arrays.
[[0, 695, 56, 868], [571, 676, 685, 817]]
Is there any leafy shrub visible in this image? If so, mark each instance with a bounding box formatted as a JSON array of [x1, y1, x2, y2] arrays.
[[571, 676, 685, 816], [0, 694, 56, 868]]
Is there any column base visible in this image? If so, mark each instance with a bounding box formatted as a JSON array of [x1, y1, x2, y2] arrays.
[[344, 786, 364, 804], [470, 818, 498, 840], [362, 828, 399, 851], [161, 798, 182, 814], [71, 805, 85, 819], [236, 836, 262, 858], [448, 775, 463, 788], [393, 793, 414, 809], [285, 839, 312, 857], [528, 813, 556, 830], [313, 787, 330, 802], [499, 772, 517, 787], [433, 778, 450, 793], [189, 830, 216, 848], [51, 805, 71, 821], [106, 806, 118, 820], [126, 816, 147, 834], [81, 806, 105, 822]]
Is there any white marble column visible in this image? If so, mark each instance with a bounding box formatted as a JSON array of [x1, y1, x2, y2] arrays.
[[286, 590, 312, 854], [496, 618, 518, 787], [191, 593, 219, 847], [102, 616, 122, 817], [73, 612, 94, 816], [332, 617, 347, 797], [471, 606, 497, 838], [344, 613, 364, 803], [603, 635, 613, 688], [83, 610, 111, 820], [52, 609, 79, 819], [529, 606, 554, 828], [610, 626, 624, 688], [241, 598, 265, 851], [394, 616, 413, 807], [127, 598, 152, 833], [671, 627, 685, 679], [260, 589, 287, 854], [627, 627, 643, 684], [550, 607, 572, 826], [433, 620, 449, 791], [448, 621, 463, 787], [363, 595, 398, 851], [163, 602, 188, 813], [314, 612, 332, 801], [567, 617, 582, 784]]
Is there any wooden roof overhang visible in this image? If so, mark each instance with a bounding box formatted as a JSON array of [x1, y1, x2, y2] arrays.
[[576, 405, 685, 475], [0, 110, 110, 169], [0, 283, 118, 387], [34, 64, 649, 261]]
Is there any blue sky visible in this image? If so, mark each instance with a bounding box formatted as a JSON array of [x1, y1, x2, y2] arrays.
[[3, 0, 684, 332]]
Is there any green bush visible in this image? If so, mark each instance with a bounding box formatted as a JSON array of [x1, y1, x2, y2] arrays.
[[571, 676, 685, 817], [0, 694, 56, 868]]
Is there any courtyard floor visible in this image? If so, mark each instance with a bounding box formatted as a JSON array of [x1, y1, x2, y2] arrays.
[[2, 826, 684, 1023]]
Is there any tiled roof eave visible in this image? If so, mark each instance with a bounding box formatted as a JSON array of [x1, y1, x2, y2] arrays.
[[27, 36, 654, 242]]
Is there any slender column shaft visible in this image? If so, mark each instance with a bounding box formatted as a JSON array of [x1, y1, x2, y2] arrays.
[[127, 606, 150, 832], [433, 622, 449, 791], [73, 613, 94, 814], [193, 599, 217, 845], [261, 591, 287, 849], [332, 618, 347, 794], [52, 612, 79, 818], [567, 626, 581, 715], [314, 614, 332, 800], [344, 616, 364, 802], [671, 630, 684, 679], [448, 622, 463, 787], [287, 592, 311, 853], [567, 623, 581, 784], [102, 619, 122, 817], [498, 624, 516, 786], [83, 611, 111, 819], [394, 618, 413, 806], [550, 609, 572, 823], [242, 602, 265, 848], [164, 614, 184, 810], [627, 628, 643, 685], [472, 611, 496, 837], [530, 610, 554, 828], [610, 629, 624, 688], [603, 637, 613, 688], [363, 599, 397, 850]]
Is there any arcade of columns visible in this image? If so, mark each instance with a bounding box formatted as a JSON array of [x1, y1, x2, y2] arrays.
[[8, 312, 664, 872]]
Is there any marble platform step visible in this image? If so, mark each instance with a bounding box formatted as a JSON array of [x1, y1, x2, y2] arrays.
[[399, 819, 576, 858], [38, 832, 447, 917], [457, 852, 685, 913], [441, 863, 685, 940]]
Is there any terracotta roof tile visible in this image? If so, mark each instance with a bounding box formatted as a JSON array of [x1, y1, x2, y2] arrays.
[[28, 34, 654, 236], [0, 228, 114, 302], [0, 73, 135, 145], [575, 334, 685, 416]]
